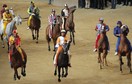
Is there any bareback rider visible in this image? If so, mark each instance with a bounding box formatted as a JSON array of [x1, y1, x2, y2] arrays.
[[8, 30, 25, 66], [54, 29, 71, 67], [113, 21, 122, 55], [1, 4, 7, 19], [3, 7, 13, 37], [93, 18, 110, 52], [61, 4, 69, 29], [48, 9, 57, 39], [27, 1, 40, 29]]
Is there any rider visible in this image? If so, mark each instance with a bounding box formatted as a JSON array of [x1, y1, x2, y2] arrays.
[[93, 18, 110, 52], [113, 21, 122, 55], [27, 1, 40, 29], [61, 4, 69, 29], [54, 29, 71, 67], [3, 7, 13, 37], [8, 30, 25, 65], [48, 9, 57, 39], [1, 4, 7, 19]]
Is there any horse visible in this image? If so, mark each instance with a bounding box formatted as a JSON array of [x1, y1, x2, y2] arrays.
[[29, 13, 41, 43], [0, 15, 22, 51], [118, 25, 132, 73], [65, 6, 76, 45], [46, 15, 62, 51], [54, 40, 71, 82], [97, 25, 109, 69], [9, 43, 27, 80]]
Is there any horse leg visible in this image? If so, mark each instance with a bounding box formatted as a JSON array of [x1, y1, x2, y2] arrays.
[[7, 42, 9, 53], [62, 67, 64, 77], [103, 51, 108, 66], [21, 66, 26, 77], [36, 30, 39, 43], [98, 52, 102, 69], [58, 67, 61, 82], [119, 56, 123, 73], [72, 31, 75, 45], [127, 54, 132, 73], [54, 66, 57, 76], [64, 66, 68, 77], [1, 34, 5, 48], [53, 39, 56, 51], [13, 68, 17, 80], [31, 29, 35, 40], [14, 67, 21, 80]]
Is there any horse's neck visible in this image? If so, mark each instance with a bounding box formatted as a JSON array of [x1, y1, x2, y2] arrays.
[[68, 13, 74, 23], [120, 34, 127, 42]]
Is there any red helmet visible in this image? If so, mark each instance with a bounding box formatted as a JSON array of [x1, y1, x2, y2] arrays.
[[3, 4, 7, 7], [13, 30, 17, 34]]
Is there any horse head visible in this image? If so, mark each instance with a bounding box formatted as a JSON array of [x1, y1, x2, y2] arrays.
[[63, 40, 71, 53], [121, 25, 129, 36], [13, 15, 22, 25], [56, 15, 63, 25]]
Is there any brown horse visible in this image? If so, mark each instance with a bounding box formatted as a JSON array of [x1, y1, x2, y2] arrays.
[[10, 44, 27, 80], [97, 26, 109, 69], [118, 25, 132, 73], [46, 15, 62, 51], [29, 14, 41, 43], [65, 6, 76, 45]]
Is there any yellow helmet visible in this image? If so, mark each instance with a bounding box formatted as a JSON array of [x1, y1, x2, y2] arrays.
[[5, 7, 9, 11], [9, 36, 15, 44]]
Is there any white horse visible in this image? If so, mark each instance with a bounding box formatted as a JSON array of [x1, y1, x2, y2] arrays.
[[0, 8, 22, 50]]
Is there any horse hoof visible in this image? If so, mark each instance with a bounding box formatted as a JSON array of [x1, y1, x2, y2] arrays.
[[54, 72, 57, 76], [18, 76, 21, 80], [64, 73, 68, 77], [58, 79, 61, 82], [21, 72, 26, 77], [53, 49, 55, 51], [48, 49, 51, 51], [14, 77, 16, 80], [36, 41, 38, 44]]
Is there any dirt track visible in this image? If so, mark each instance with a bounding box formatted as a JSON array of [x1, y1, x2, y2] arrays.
[[0, 1, 132, 84]]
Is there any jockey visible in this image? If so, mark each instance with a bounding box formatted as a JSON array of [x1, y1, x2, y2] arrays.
[[61, 4, 69, 29], [8, 30, 25, 65], [3, 7, 13, 37], [54, 29, 71, 67], [48, 9, 57, 38], [113, 21, 122, 55], [93, 18, 110, 52], [0, 4, 7, 19], [27, 1, 40, 29]]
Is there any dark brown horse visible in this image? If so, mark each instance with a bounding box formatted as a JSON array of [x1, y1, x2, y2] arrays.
[[10, 44, 27, 80], [97, 26, 109, 69], [118, 25, 132, 73], [29, 14, 41, 43], [46, 15, 62, 51], [65, 6, 76, 45]]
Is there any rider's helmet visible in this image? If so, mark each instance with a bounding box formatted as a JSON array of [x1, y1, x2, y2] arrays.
[[61, 29, 66, 33], [13, 30, 18, 34], [51, 9, 55, 12], [99, 18, 104, 21], [5, 7, 9, 11], [3, 4, 7, 7]]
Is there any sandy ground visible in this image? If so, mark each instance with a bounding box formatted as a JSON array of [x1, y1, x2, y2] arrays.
[[0, 1, 132, 84]]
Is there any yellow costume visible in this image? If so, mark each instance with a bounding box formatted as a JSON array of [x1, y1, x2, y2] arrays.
[[3, 9, 13, 36]]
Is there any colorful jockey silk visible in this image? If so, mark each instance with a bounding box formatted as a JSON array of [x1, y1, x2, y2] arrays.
[[48, 14, 56, 25], [3, 12, 12, 22], [113, 26, 121, 37], [95, 23, 109, 35], [55, 36, 68, 48]]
